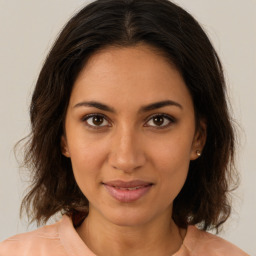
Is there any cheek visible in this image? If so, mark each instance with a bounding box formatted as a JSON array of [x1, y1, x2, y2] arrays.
[[70, 143, 103, 170], [150, 131, 194, 168], [67, 138, 108, 193], [148, 133, 193, 197], [156, 155, 190, 205], [157, 150, 190, 192], [67, 124, 109, 170]]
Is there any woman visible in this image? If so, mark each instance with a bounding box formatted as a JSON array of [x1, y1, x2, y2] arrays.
[[0, 0, 249, 255]]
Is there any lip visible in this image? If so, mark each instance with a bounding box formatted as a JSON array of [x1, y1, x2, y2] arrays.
[[103, 180, 153, 203]]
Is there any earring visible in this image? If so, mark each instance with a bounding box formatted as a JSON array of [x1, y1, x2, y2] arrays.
[[196, 150, 201, 157]]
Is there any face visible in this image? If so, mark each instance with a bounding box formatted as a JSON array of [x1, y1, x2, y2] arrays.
[[62, 44, 205, 227]]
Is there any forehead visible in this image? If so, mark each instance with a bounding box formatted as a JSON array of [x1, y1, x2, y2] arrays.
[[70, 44, 193, 112], [78, 44, 175, 82]]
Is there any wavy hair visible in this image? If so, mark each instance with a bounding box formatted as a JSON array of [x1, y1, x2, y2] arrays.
[[20, 0, 237, 232]]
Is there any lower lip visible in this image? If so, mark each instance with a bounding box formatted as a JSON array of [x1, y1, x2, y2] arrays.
[[103, 184, 152, 203]]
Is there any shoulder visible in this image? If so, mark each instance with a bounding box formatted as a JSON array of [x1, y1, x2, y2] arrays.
[[0, 219, 67, 256], [182, 226, 249, 256]]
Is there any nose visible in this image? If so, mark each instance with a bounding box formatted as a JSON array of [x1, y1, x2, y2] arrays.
[[108, 126, 146, 173]]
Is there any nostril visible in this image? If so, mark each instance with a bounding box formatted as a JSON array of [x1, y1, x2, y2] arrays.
[[109, 152, 145, 173], [108, 132, 146, 172]]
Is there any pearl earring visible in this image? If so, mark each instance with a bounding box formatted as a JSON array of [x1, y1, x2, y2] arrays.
[[196, 150, 201, 157]]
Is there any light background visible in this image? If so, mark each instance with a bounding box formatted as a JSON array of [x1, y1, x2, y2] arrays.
[[0, 0, 255, 255]]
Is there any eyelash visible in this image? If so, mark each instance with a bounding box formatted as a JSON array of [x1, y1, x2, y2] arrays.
[[82, 113, 176, 130]]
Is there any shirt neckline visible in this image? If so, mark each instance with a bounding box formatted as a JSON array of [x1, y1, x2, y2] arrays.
[[58, 215, 193, 256]]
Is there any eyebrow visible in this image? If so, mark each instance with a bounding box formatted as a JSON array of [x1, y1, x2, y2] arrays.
[[73, 100, 183, 113]]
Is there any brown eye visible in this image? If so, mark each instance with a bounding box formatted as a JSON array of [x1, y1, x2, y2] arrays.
[[145, 114, 174, 128], [84, 114, 110, 128], [92, 115, 104, 125], [152, 116, 164, 126]]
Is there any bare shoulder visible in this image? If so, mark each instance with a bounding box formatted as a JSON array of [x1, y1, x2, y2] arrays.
[[183, 226, 250, 256], [0, 221, 66, 256]]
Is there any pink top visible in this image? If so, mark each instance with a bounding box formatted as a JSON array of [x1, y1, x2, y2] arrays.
[[0, 215, 249, 256]]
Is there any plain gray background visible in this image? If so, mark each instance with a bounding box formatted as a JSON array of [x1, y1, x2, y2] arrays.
[[0, 0, 255, 255]]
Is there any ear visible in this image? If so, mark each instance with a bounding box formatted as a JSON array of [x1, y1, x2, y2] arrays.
[[61, 135, 70, 158], [190, 119, 207, 160]]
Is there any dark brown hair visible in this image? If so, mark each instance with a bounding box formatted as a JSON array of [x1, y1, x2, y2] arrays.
[[21, 0, 237, 232]]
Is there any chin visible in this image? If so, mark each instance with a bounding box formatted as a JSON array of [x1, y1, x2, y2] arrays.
[[102, 206, 156, 227]]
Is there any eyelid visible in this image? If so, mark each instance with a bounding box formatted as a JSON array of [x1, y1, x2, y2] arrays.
[[143, 113, 176, 128], [82, 113, 112, 129], [82, 113, 176, 130]]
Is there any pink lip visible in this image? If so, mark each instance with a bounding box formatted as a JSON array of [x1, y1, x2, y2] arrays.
[[103, 180, 153, 203]]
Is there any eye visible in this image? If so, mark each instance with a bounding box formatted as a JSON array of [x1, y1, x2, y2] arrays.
[[144, 114, 175, 128], [83, 114, 111, 129]]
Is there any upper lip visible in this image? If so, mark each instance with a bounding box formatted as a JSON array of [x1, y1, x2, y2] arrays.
[[103, 180, 153, 188]]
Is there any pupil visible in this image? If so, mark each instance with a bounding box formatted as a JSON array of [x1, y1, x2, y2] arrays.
[[153, 116, 164, 126], [93, 116, 103, 125]]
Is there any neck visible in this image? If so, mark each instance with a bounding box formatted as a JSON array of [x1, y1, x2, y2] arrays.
[[76, 208, 185, 256]]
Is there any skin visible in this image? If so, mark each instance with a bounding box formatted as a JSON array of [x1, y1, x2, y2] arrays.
[[62, 44, 206, 256]]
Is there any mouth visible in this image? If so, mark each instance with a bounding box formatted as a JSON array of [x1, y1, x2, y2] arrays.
[[102, 180, 153, 203]]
